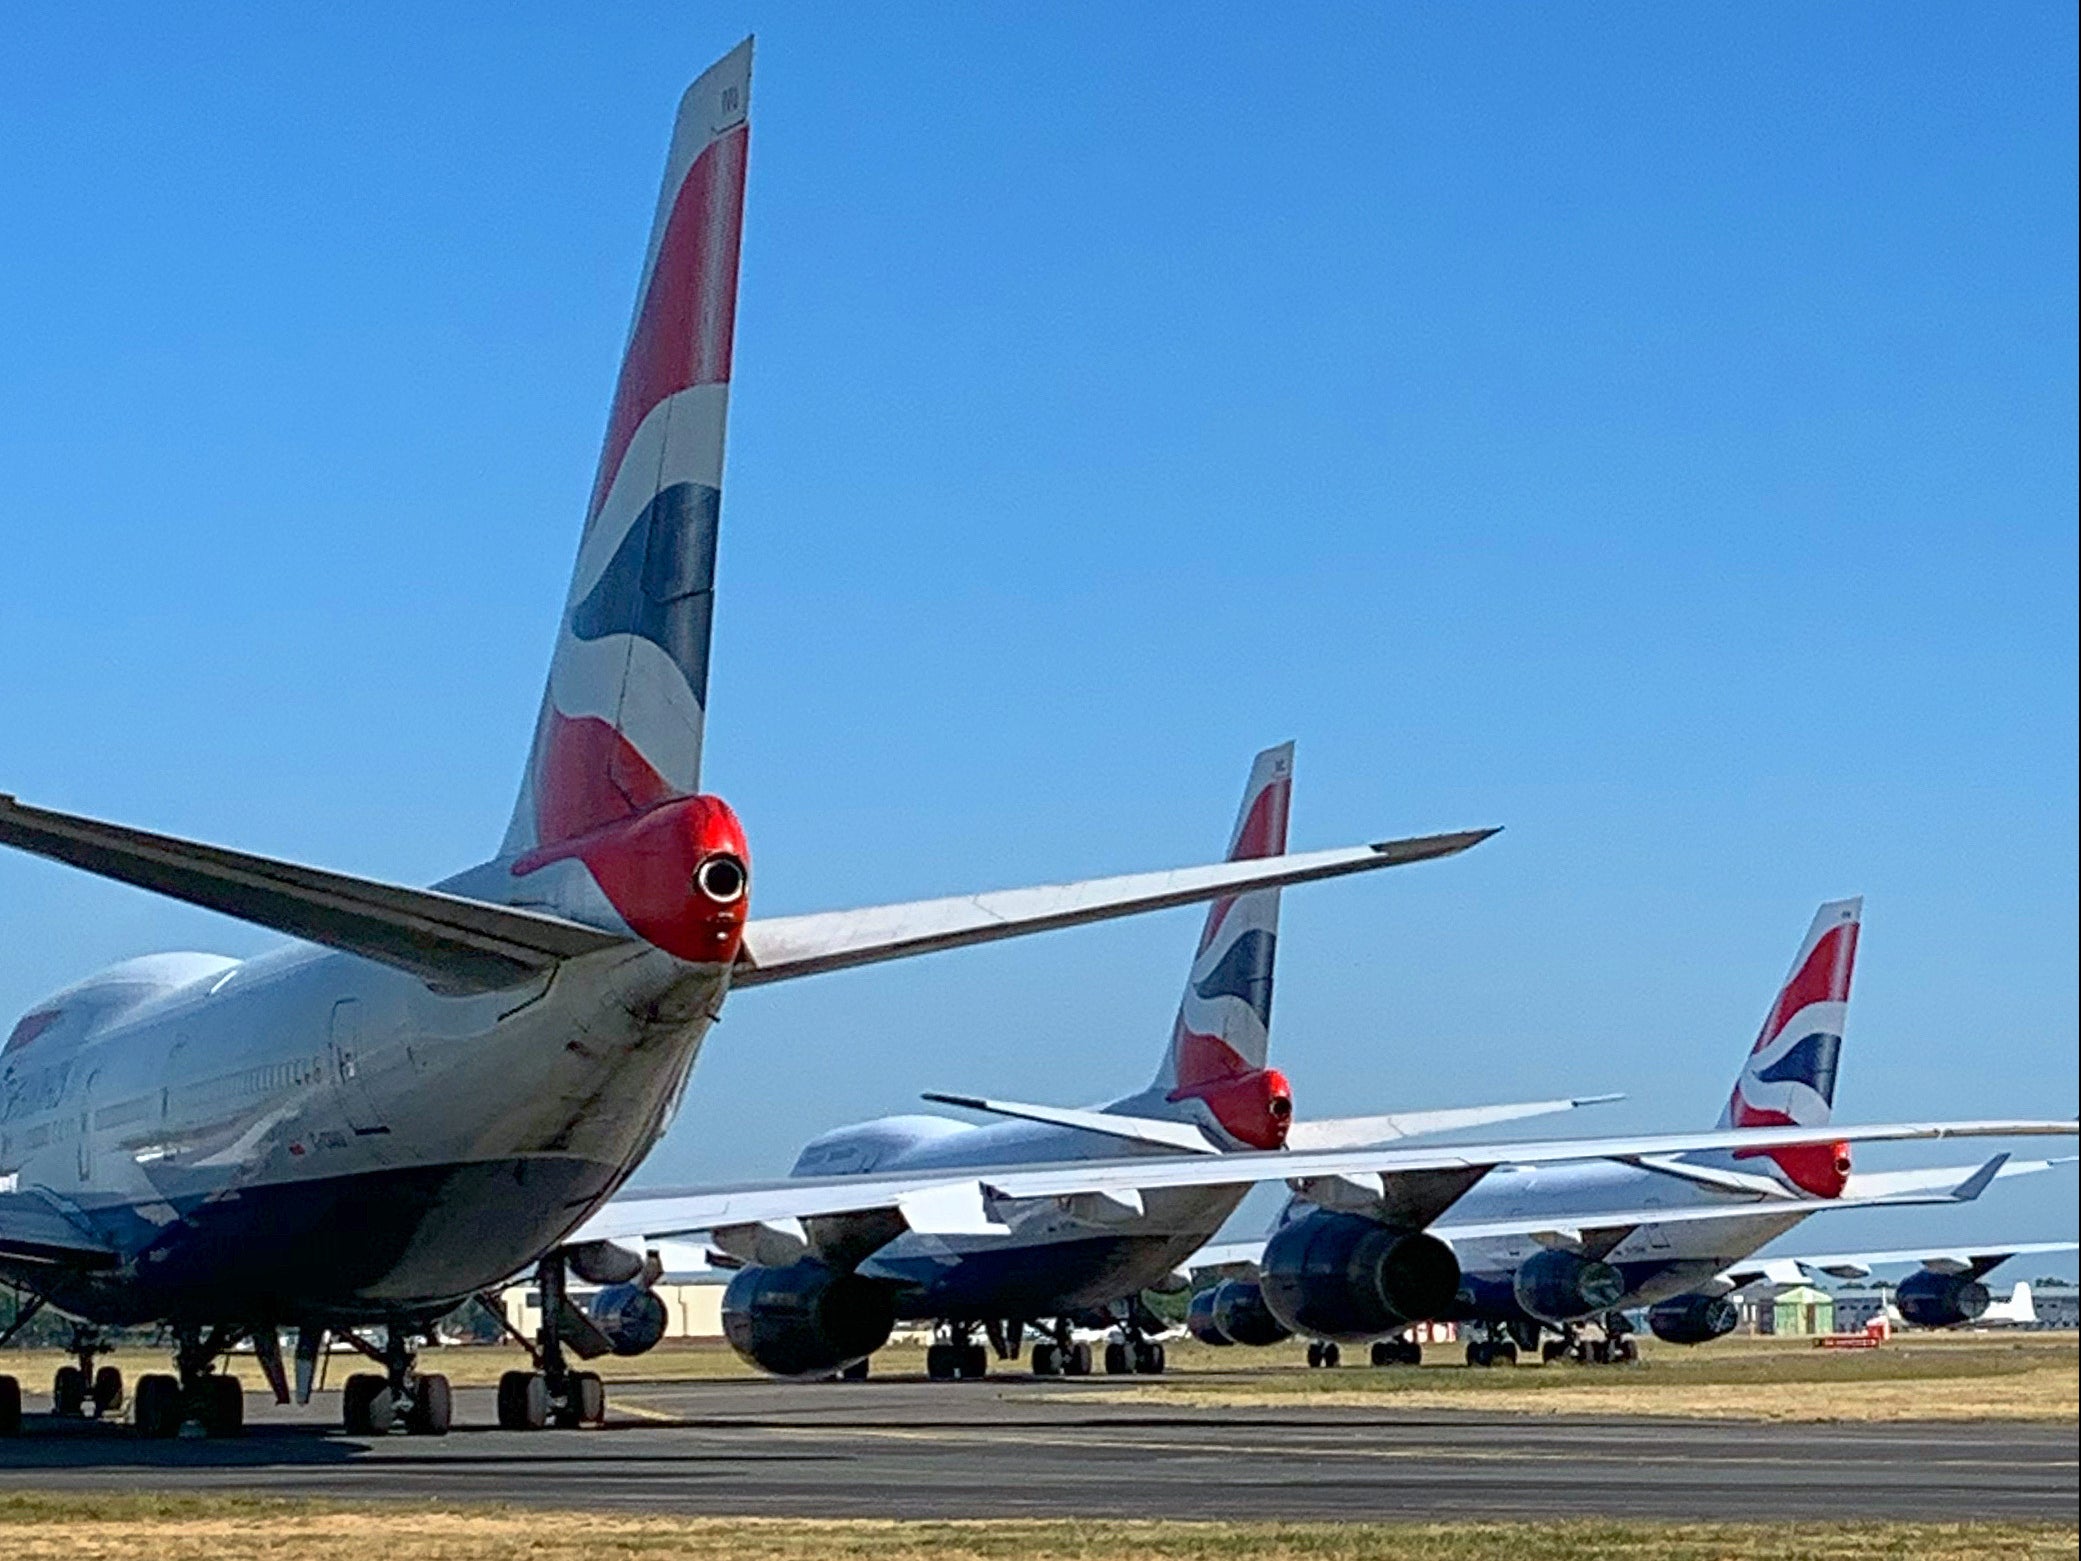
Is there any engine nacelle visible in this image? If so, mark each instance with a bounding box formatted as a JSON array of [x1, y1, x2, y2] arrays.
[[587, 1284, 668, 1356], [1185, 1287, 1233, 1346], [720, 1258, 895, 1379], [1646, 1292, 1741, 1345], [1895, 1269, 1991, 1330], [1258, 1211, 1460, 1342], [1512, 1248, 1627, 1325], [1198, 1278, 1291, 1346]]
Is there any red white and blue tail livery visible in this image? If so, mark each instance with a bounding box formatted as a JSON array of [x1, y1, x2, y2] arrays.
[[1155, 742, 1294, 1149]]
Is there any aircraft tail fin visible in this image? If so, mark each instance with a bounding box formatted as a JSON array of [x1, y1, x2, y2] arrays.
[[504, 41, 752, 857], [1710, 897, 1863, 1195], [1144, 743, 1294, 1147]]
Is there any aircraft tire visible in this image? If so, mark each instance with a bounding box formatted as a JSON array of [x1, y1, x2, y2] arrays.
[[92, 1366, 124, 1414], [571, 1371, 606, 1425], [134, 1373, 182, 1437], [1066, 1341, 1093, 1376], [1321, 1342, 1341, 1368], [1030, 1342, 1059, 1376], [0, 1375, 21, 1436], [342, 1372, 386, 1434], [959, 1344, 989, 1379], [1103, 1342, 1130, 1376], [407, 1374, 453, 1436], [496, 1370, 549, 1430], [52, 1365, 85, 1417], [205, 1374, 244, 1437], [1614, 1336, 1639, 1364]]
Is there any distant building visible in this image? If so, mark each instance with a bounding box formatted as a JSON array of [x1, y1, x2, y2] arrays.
[[1762, 1284, 1834, 1337]]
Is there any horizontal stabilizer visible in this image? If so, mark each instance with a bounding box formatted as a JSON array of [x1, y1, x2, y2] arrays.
[[1287, 1093, 1623, 1151], [731, 829, 1498, 986], [0, 794, 629, 993], [920, 1094, 1219, 1154]]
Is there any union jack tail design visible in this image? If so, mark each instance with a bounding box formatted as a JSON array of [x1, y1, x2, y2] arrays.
[[1707, 897, 1862, 1195], [504, 42, 752, 857], [1148, 743, 1294, 1147]]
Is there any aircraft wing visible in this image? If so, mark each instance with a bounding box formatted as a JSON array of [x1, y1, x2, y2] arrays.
[[1725, 1238, 2080, 1287], [730, 829, 1498, 986], [917, 1088, 1615, 1156], [0, 794, 627, 993], [0, 1191, 121, 1271], [575, 1118, 2077, 1259], [1285, 1093, 1625, 1151], [1179, 1155, 2026, 1275]]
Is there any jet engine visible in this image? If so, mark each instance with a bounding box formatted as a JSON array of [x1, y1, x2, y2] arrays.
[[1512, 1248, 1627, 1324], [1645, 1292, 1741, 1345], [1184, 1287, 1233, 1346], [720, 1258, 895, 1378], [587, 1284, 669, 1356], [1257, 1211, 1459, 1341], [1895, 1270, 1991, 1329], [1185, 1278, 1291, 1346]]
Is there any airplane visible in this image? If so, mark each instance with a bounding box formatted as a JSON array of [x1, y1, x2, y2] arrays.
[[576, 921, 2073, 1384], [602, 742, 1623, 1382], [1180, 898, 2080, 1366], [0, 41, 1510, 1440], [1716, 1238, 2078, 1335]]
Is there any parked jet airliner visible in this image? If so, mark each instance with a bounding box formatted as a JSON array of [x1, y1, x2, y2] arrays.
[[1183, 900, 2078, 1364], [0, 42, 1502, 1437], [5, 43, 2069, 1434], [682, 744, 1616, 1380]]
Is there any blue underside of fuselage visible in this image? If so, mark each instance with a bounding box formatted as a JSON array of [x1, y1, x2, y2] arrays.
[[15, 1155, 622, 1330]]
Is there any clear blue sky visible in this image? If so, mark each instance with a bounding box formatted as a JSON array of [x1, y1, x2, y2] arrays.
[[2, 6, 2074, 1268]]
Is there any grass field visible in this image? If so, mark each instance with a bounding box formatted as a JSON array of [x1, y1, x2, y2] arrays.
[[0, 1496, 2072, 1561], [4, 1331, 2074, 1422]]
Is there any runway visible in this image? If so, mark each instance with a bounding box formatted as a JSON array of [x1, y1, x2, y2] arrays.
[[1, 1375, 2071, 1522]]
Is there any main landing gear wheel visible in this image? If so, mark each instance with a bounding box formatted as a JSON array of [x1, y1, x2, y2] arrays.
[[1130, 1340, 1166, 1375], [497, 1370, 552, 1430], [204, 1375, 244, 1436], [0, 1376, 21, 1438], [407, 1374, 454, 1436], [554, 1371, 605, 1428], [343, 1372, 394, 1435], [52, 1365, 85, 1418], [92, 1366, 124, 1416], [1030, 1342, 1060, 1377], [1103, 1341, 1130, 1376], [133, 1373, 183, 1438], [1306, 1341, 1342, 1368], [1370, 1339, 1420, 1367]]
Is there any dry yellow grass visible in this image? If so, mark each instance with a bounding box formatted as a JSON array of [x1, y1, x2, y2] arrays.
[[1082, 1333, 2081, 1422], [0, 1499, 2071, 1561]]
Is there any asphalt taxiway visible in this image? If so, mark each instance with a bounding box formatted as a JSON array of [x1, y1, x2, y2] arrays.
[[0, 1375, 2071, 1521]]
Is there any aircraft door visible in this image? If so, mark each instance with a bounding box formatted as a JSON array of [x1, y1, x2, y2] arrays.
[[328, 999, 391, 1146]]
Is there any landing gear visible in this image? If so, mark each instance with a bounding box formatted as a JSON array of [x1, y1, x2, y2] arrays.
[[481, 1256, 609, 1430], [1305, 1340, 1342, 1368], [1369, 1337, 1421, 1367], [1029, 1319, 1093, 1377], [1465, 1323, 1519, 1367], [925, 1325, 990, 1380], [50, 1327, 123, 1418], [335, 1322, 452, 1437], [133, 1326, 245, 1437], [1101, 1302, 1169, 1376], [1548, 1312, 1639, 1366]]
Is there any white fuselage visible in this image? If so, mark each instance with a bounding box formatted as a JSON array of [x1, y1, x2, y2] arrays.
[[0, 878, 729, 1327]]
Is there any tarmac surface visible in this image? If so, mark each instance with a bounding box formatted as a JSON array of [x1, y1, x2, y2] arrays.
[[1, 1374, 2073, 1522]]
